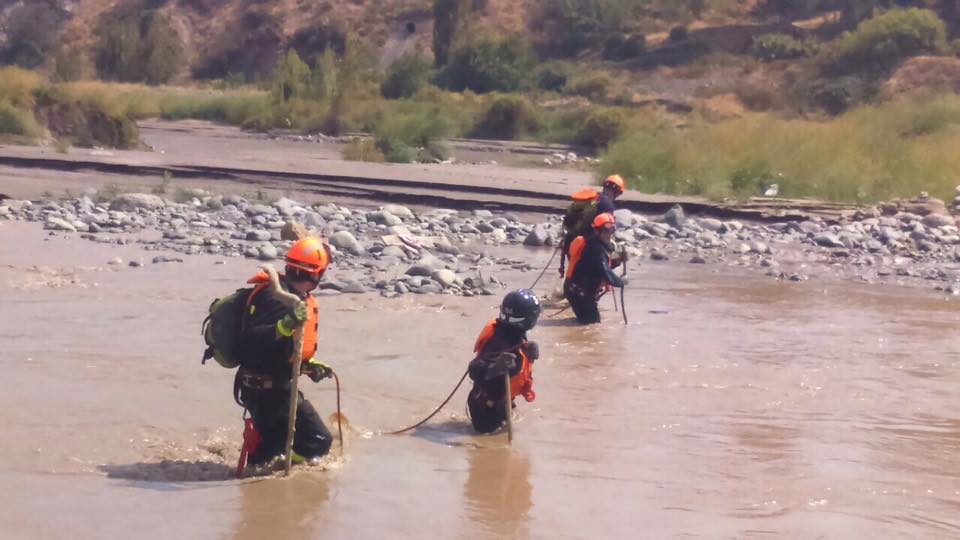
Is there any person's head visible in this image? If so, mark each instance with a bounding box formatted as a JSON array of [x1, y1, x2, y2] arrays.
[[592, 212, 616, 244], [498, 289, 541, 332], [602, 174, 625, 199], [284, 236, 331, 294]]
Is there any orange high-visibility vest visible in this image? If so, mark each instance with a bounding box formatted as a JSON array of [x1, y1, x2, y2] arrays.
[[473, 319, 534, 401], [247, 271, 319, 361]]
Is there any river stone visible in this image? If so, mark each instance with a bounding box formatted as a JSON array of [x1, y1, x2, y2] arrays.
[[922, 213, 955, 228], [381, 245, 406, 258], [813, 233, 844, 248], [662, 204, 685, 228], [650, 250, 669, 261], [341, 280, 367, 294], [245, 204, 277, 217], [416, 283, 443, 294], [750, 241, 771, 255], [109, 193, 164, 212], [613, 209, 635, 228], [798, 221, 822, 234], [257, 244, 278, 260], [432, 268, 458, 288], [330, 230, 363, 255], [490, 229, 508, 243], [246, 229, 272, 241], [406, 254, 443, 276], [281, 220, 308, 241], [473, 209, 493, 218], [523, 226, 549, 246], [382, 204, 414, 219], [698, 218, 723, 232], [394, 282, 409, 294], [689, 255, 707, 264], [721, 221, 743, 233], [152, 255, 184, 264], [368, 211, 402, 226], [45, 217, 77, 232]]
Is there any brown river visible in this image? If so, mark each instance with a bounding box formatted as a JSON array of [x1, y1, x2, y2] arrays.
[[2, 220, 959, 539]]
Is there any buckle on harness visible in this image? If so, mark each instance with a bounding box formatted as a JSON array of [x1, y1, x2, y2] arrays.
[[240, 372, 275, 390]]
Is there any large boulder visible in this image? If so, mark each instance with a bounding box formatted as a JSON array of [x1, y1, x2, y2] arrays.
[[406, 254, 443, 276], [662, 204, 685, 228], [523, 225, 550, 247]]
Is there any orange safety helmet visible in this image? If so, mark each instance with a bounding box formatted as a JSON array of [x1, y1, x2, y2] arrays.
[[592, 212, 616, 231], [285, 236, 330, 276], [603, 174, 626, 195]]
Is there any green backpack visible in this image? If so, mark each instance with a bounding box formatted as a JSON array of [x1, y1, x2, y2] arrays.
[[201, 284, 267, 368], [562, 188, 600, 237]]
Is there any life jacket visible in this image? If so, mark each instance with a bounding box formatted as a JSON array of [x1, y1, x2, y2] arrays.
[[246, 270, 319, 362], [473, 320, 535, 402], [565, 235, 587, 280]]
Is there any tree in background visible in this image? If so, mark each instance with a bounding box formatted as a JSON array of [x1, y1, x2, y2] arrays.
[[3, 1, 68, 68], [433, 0, 473, 66], [96, 10, 185, 84]]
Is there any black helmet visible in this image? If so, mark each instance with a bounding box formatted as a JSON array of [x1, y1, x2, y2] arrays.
[[499, 289, 541, 331]]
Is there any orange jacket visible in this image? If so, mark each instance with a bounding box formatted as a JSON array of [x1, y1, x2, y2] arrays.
[[474, 319, 535, 402], [247, 271, 319, 362], [565, 235, 587, 280]]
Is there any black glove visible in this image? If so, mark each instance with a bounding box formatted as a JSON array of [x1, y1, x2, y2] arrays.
[[521, 341, 539, 362], [485, 352, 516, 380]]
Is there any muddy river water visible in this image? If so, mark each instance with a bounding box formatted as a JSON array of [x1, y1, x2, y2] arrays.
[[2, 221, 959, 539]]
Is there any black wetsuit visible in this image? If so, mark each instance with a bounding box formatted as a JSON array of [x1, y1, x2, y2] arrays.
[[466, 321, 526, 434], [234, 277, 332, 465], [564, 236, 625, 324]]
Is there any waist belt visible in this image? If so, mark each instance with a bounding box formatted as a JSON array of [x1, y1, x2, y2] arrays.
[[566, 281, 604, 300]]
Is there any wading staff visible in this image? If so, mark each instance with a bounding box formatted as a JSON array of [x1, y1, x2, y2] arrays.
[[503, 373, 513, 444], [620, 260, 628, 325], [260, 265, 304, 477], [331, 371, 344, 453]]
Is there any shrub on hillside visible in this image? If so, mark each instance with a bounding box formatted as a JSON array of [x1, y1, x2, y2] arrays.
[[472, 95, 540, 140], [0, 101, 42, 138], [533, 61, 571, 92], [805, 76, 871, 115], [2, 2, 66, 68], [824, 8, 947, 75], [438, 37, 537, 93], [381, 54, 433, 99], [342, 138, 386, 162], [750, 33, 818, 61], [574, 107, 624, 148], [564, 72, 614, 101], [603, 33, 646, 61], [538, 0, 634, 57]]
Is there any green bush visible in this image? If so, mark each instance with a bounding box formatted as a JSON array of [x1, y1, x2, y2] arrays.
[[342, 138, 386, 162], [603, 33, 645, 61], [824, 8, 947, 75], [750, 33, 818, 61], [0, 101, 42, 137], [805, 76, 871, 115], [472, 94, 540, 140], [538, 0, 634, 57], [439, 36, 537, 93], [564, 72, 614, 101], [533, 61, 571, 92], [381, 54, 433, 99], [376, 136, 418, 163], [574, 107, 624, 148]]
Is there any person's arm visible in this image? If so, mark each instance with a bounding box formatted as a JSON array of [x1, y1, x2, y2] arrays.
[[239, 293, 296, 369], [584, 243, 624, 288]]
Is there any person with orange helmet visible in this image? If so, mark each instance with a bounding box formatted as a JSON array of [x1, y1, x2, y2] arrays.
[[234, 236, 336, 468], [559, 174, 626, 277], [563, 213, 626, 324]]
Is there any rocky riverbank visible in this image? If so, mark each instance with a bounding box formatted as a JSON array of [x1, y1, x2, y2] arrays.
[[3, 187, 960, 296]]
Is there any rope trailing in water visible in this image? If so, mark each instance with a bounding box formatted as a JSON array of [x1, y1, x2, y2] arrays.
[[386, 368, 470, 435], [332, 371, 344, 453], [528, 245, 560, 290]]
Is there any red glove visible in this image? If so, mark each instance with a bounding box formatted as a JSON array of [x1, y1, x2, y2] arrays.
[[521, 380, 535, 402]]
